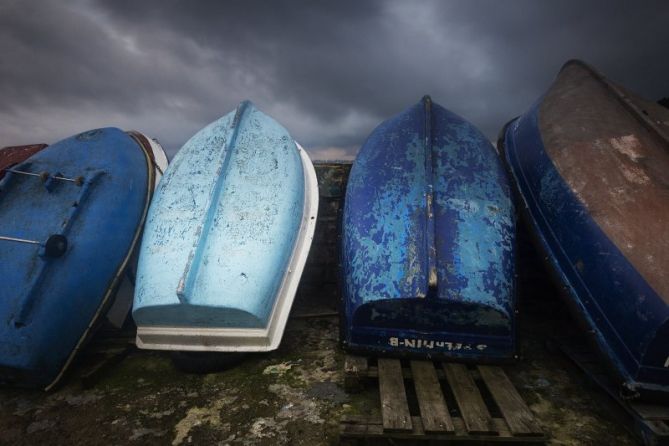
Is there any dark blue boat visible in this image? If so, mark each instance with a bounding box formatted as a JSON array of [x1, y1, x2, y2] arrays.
[[0, 128, 156, 389], [500, 60, 669, 399], [341, 96, 517, 361]]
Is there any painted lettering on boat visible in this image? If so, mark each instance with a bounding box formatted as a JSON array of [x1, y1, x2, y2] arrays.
[[388, 337, 487, 351]]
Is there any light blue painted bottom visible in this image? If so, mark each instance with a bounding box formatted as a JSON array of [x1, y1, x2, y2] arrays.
[[133, 101, 318, 352]]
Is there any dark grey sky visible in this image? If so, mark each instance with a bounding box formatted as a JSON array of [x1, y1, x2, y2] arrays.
[[1, 1, 667, 159]]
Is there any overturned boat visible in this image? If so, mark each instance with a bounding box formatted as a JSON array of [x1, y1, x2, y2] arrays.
[[0, 128, 164, 389], [500, 60, 669, 399], [341, 96, 517, 361], [0, 144, 48, 179], [133, 101, 318, 353], [103, 132, 169, 328]]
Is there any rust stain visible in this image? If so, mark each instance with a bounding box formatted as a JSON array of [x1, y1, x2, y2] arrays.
[[540, 63, 669, 303], [0, 144, 48, 180]]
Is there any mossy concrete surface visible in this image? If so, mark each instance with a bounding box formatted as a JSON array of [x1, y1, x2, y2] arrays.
[[0, 285, 639, 446]]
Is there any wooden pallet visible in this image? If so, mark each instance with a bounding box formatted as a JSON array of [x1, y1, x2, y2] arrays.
[[555, 337, 669, 446], [341, 355, 546, 445]]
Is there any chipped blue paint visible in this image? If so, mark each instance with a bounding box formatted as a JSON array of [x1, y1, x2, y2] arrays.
[[502, 101, 669, 398], [133, 101, 306, 333], [342, 96, 517, 361], [0, 128, 152, 388]]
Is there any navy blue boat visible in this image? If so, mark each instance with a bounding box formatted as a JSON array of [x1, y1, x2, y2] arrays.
[[500, 60, 669, 399], [341, 96, 517, 361], [0, 128, 157, 389]]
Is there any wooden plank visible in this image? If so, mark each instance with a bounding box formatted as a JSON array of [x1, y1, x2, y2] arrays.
[[378, 358, 412, 432], [340, 416, 547, 443], [478, 366, 543, 436], [492, 417, 515, 438], [344, 358, 449, 381], [410, 360, 454, 433], [443, 363, 496, 435], [344, 355, 368, 374], [344, 355, 368, 392], [340, 417, 383, 436], [451, 416, 468, 437], [341, 359, 547, 443]]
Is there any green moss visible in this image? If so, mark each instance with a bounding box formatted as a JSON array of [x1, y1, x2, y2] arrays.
[[96, 352, 195, 391]]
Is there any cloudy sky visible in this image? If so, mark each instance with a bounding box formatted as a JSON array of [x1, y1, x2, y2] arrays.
[[1, 1, 668, 159]]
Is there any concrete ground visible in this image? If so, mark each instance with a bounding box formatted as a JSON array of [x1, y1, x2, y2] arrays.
[[0, 281, 639, 446]]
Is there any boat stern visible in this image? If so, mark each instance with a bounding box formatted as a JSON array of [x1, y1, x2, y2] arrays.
[[342, 297, 516, 362]]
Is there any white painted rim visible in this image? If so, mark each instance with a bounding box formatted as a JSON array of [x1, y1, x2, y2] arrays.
[[103, 133, 168, 328], [46, 130, 158, 390], [135, 141, 319, 351], [144, 136, 168, 187]]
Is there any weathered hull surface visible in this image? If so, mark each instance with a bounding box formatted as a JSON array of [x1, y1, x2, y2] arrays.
[[0, 128, 154, 389], [133, 101, 318, 352], [103, 132, 169, 329], [126, 132, 169, 188], [342, 96, 516, 361], [0, 144, 48, 180], [501, 60, 669, 399]]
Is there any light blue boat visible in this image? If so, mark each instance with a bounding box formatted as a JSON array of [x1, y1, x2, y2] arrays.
[[132, 101, 318, 352]]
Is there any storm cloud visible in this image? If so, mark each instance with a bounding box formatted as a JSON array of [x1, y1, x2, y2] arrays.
[[1, 1, 668, 158]]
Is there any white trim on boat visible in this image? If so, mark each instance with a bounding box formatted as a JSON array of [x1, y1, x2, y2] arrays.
[[105, 133, 168, 329], [135, 142, 319, 352], [45, 131, 157, 390], [145, 136, 168, 187]]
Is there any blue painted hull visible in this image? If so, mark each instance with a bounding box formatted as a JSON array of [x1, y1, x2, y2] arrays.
[[501, 60, 669, 399], [342, 96, 517, 361], [0, 128, 153, 389], [133, 101, 318, 352]]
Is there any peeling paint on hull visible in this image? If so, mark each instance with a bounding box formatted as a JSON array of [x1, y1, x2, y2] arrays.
[[133, 101, 319, 352], [501, 60, 669, 399], [342, 96, 517, 361]]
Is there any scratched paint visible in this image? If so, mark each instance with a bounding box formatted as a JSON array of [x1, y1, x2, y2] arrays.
[[0, 128, 151, 388], [133, 101, 305, 329], [342, 96, 516, 360], [502, 59, 669, 398], [432, 105, 514, 314], [344, 130, 428, 304]]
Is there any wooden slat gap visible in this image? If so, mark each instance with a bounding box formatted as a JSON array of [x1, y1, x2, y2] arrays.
[[410, 360, 455, 433], [443, 363, 497, 435], [478, 366, 544, 437]]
